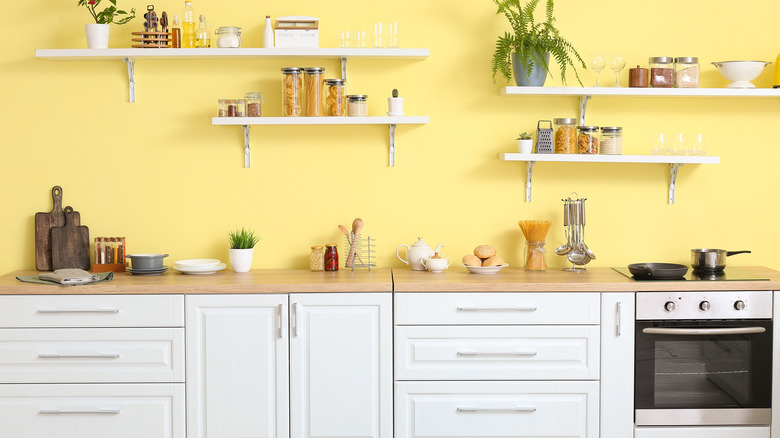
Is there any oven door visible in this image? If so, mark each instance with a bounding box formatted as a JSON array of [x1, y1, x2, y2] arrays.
[[635, 319, 772, 426]]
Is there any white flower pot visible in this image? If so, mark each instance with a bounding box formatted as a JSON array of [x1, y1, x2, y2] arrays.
[[518, 139, 534, 153], [228, 248, 254, 273], [85, 23, 110, 49], [387, 97, 404, 116]]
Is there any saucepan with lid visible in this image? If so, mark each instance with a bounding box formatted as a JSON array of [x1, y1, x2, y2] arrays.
[[690, 248, 750, 272]]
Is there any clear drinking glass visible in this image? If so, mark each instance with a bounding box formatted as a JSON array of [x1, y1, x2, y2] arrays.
[[373, 23, 384, 48], [652, 133, 667, 155], [589, 53, 606, 87], [386, 22, 398, 48], [354, 30, 367, 48], [339, 31, 352, 48], [671, 133, 687, 155], [610, 53, 626, 87], [690, 133, 706, 155]]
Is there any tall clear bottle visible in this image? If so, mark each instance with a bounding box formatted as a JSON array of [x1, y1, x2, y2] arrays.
[[181, 1, 196, 48], [195, 14, 210, 47], [171, 14, 181, 48]]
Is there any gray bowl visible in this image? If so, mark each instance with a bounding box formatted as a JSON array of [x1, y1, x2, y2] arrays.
[[126, 253, 169, 270]]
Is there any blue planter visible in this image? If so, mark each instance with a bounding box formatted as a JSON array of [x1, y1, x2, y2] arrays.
[[511, 52, 551, 86]]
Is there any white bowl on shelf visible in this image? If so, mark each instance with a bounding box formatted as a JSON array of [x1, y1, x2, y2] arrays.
[[462, 264, 509, 275], [711, 61, 771, 88], [174, 259, 221, 269]]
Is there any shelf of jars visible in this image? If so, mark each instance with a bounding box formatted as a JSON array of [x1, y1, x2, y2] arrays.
[[498, 153, 721, 204], [214, 116, 430, 168]]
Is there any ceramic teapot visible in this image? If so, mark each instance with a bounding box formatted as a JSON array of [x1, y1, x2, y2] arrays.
[[396, 237, 443, 271]]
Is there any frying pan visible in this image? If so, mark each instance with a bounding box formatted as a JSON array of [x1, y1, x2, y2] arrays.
[[628, 263, 689, 280]]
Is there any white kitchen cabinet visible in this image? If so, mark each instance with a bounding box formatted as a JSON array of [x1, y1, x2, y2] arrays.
[[773, 291, 780, 438], [600, 292, 635, 438], [289, 293, 392, 438]]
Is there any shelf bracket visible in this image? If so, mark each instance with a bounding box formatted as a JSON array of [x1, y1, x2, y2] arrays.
[[525, 161, 535, 202], [123, 57, 136, 103], [668, 163, 683, 204], [340, 57, 347, 81], [389, 124, 396, 167], [578, 95, 591, 126], [242, 125, 251, 168]]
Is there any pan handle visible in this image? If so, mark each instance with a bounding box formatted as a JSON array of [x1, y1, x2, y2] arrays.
[[726, 250, 751, 257]]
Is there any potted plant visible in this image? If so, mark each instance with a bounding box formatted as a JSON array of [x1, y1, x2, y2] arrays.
[[78, 0, 136, 49], [516, 132, 534, 153], [387, 88, 404, 116], [227, 228, 260, 273], [491, 0, 585, 87]]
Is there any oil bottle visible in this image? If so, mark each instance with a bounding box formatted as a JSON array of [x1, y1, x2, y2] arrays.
[[171, 14, 181, 48], [195, 15, 210, 47], [181, 1, 195, 48]]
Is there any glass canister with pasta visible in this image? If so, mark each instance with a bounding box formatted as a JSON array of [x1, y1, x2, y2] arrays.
[[281, 67, 303, 117], [303, 67, 324, 116], [324, 78, 347, 116]]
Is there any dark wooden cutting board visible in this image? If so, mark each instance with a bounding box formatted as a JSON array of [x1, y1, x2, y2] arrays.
[[35, 186, 80, 271], [51, 206, 90, 271]]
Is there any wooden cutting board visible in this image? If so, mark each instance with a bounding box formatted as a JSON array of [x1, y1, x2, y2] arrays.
[[34, 186, 80, 271], [51, 206, 90, 271]]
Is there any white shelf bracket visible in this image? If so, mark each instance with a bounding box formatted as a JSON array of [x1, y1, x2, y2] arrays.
[[242, 125, 251, 168], [389, 124, 396, 167], [123, 57, 136, 103], [525, 161, 535, 202], [340, 57, 347, 81], [668, 163, 683, 204], [578, 95, 591, 126]]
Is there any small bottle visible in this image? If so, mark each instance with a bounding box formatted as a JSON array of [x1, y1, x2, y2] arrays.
[[263, 15, 274, 48], [310, 246, 324, 271], [181, 1, 196, 48], [324, 244, 339, 271], [195, 14, 210, 48], [172, 14, 182, 48]]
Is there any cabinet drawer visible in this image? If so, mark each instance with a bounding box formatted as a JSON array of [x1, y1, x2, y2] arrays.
[[395, 325, 599, 380], [635, 426, 770, 438], [395, 381, 599, 438], [0, 328, 184, 383], [0, 383, 184, 438], [0, 295, 184, 327], [395, 292, 600, 325]]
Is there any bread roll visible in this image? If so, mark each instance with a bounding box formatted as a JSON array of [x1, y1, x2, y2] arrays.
[[473, 245, 497, 259], [482, 255, 505, 267], [462, 254, 482, 267]]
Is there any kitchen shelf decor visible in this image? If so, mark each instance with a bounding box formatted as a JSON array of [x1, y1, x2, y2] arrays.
[[499, 153, 720, 204]]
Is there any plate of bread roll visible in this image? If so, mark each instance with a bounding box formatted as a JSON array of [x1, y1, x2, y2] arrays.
[[462, 245, 508, 274]]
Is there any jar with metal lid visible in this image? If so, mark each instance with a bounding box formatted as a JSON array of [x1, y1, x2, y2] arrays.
[[281, 67, 303, 117], [347, 94, 368, 117], [215, 26, 241, 48], [600, 126, 623, 155], [226, 99, 238, 117], [324, 79, 347, 116], [577, 126, 599, 154], [553, 118, 577, 154], [324, 244, 339, 271], [235, 98, 247, 117], [217, 98, 229, 117], [674, 57, 699, 88], [303, 67, 324, 117], [649, 57, 675, 88], [310, 246, 324, 271], [245, 92, 263, 117]]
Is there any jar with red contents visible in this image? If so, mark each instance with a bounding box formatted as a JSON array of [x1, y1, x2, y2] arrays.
[[324, 244, 339, 271]]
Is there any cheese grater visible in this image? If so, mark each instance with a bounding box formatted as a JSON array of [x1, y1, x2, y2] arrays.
[[536, 120, 553, 153]]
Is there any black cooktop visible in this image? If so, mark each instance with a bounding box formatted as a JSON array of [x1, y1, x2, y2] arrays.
[[612, 266, 770, 281]]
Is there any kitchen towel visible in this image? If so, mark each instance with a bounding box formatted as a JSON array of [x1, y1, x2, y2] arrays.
[[16, 271, 113, 286]]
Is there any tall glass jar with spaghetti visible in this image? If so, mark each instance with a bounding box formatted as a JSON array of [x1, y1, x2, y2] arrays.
[[324, 78, 347, 116], [281, 67, 303, 117], [303, 67, 324, 116]]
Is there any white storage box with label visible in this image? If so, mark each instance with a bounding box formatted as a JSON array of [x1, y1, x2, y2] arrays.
[[274, 16, 319, 48]]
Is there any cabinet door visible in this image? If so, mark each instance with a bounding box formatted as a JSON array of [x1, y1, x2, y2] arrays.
[[290, 293, 392, 438], [186, 295, 289, 438], [600, 292, 635, 438]]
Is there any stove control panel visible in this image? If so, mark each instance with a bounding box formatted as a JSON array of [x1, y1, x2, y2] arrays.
[[637, 291, 772, 320]]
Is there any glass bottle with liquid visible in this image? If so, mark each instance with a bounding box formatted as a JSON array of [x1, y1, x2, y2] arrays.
[[181, 1, 196, 48], [171, 14, 181, 48], [195, 14, 210, 47]]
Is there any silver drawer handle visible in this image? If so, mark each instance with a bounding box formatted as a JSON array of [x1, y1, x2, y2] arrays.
[[456, 306, 537, 312], [38, 308, 120, 314], [39, 353, 120, 359], [457, 351, 537, 357], [457, 406, 537, 413], [642, 327, 766, 336], [40, 409, 121, 415]]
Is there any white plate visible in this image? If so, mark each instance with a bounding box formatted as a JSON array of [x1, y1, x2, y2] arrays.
[[174, 258, 221, 268], [173, 263, 227, 275], [462, 264, 509, 275]]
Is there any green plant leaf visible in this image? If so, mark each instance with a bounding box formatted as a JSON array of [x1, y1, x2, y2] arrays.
[[228, 228, 261, 249]]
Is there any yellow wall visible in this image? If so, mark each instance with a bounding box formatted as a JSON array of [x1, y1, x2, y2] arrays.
[[3, 0, 780, 274]]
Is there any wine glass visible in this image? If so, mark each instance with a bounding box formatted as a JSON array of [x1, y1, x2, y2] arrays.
[[589, 53, 606, 87], [610, 53, 626, 87], [652, 133, 667, 155]]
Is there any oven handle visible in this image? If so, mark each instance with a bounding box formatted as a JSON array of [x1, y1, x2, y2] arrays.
[[642, 327, 766, 336]]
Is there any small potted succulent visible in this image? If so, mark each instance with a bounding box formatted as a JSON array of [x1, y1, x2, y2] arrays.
[[387, 88, 404, 116], [516, 132, 534, 153], [78, 0, 136, 49], [227, 228, 260, 273]]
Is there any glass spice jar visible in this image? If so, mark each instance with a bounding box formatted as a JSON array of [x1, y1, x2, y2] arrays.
[[304, 67, 325, 116], [226, 99, 238, 117], [217, 98, 229, 117], [235, 98, 247, 117], [674, 57, 700, 88], [281, 67, 303, 117], [245, 92, 263, 117], [324, 244, 339, 271], [600, 126, 623, 155], [577, 126, 599, 154], [324, 79, 347, 116], [524, 241, 547, 271], [649, 57, 675, 88], [553, 118, 577, 154], [347, 94, 368, 116], [310, 245, 324, 271]]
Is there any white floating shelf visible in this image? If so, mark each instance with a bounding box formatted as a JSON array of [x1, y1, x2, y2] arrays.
[[500, 86, 780, 98], [35, 47, 430, 60]]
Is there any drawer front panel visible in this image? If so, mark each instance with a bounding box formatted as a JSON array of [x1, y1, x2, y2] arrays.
[[396, 381, 599, 438], [395, 325, 599, 380], [0, 328, 184, 383], [635, 426, 770, 438], [0, 295, 184, 327], [395, 293, 600, 325], [0, 384, 184, 438]]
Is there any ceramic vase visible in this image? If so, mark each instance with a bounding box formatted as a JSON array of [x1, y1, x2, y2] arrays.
[[518, 139, 534, 153], [85, 23, 110, 49], [229, 248, 254, 273], [511, 51, 550, 87], [387, 97, 404, 116]]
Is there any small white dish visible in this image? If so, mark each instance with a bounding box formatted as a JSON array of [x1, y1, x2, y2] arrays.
[[462, 264, 509, 275], [174, 259, 221, 268], [173, 263, 227, 275]]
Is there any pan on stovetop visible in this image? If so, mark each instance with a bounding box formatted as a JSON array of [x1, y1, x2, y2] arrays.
[[628, 263, 689, 280]]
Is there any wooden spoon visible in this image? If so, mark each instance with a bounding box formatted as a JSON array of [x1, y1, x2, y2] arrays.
[[346, 218, 364, 267], [339, 224, 363, 265]]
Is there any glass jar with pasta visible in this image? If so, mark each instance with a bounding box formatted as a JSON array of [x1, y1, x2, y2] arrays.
[[281, 67, 303, 117], [553, 118, 577, 154], [324, 78, 347, 116], [577, 125, 599, 154], [303, 67, 324, 117]]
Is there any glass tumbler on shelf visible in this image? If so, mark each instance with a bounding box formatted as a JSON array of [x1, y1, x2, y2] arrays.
[[281, 67, 303, 117], [652, 133, 668, 155], [524, 241, 547, 271], [671, 132, 687, 155], [373, 22, 384, 48], [385, 22, 398, 48], [690, 133, 706, 155]]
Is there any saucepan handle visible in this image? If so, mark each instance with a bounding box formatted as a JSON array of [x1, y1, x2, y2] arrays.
[[726, 250, 751, 257]]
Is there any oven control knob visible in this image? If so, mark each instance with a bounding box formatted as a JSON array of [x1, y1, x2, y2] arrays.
[[699, 301, 710, 311], [734, 300, 746, 311], [664, 301, 676, 312]]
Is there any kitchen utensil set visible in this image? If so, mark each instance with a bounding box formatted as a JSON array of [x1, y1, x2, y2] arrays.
[[557, 195, 595, 271]]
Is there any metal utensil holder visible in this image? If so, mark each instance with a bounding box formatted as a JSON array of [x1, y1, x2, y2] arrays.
[[344, 235, 376, 271], [559, 193, 595, 271], [536, 120, 553, 154]]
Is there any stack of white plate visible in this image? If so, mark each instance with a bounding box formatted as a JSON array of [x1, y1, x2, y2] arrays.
[[173, 259, 226, 275]]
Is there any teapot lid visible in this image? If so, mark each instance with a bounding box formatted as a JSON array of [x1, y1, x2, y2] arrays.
[[411, 237, 429, 247]]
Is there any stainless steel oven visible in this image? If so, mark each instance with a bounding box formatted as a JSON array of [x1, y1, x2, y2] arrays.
[[635, 291, 772, 426]]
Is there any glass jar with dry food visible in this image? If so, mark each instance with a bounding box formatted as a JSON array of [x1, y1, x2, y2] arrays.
[[600, 126, 623, 155], [649, 57, 675, 88], [674, 57, 699, 88], [235, 98, 247, 117], [324, 244, 339, 271], [553, 118, 577, 154], [347, 94, 368, 116], [524, 241, 547, 271], [310, 245, 324, 271], [226, 99, 238, 117], [577, 126, 599, 154], [303, 67, 324, 116], [245, 92, 263, 117], [324, 79, 347, 116], [281, 67, 303, 117], [217, 98, 229, 117]]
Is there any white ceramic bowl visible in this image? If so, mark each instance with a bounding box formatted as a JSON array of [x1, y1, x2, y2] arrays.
[[174, 259, 221, 268], [462, 264, 509, 275], [712, 61, 771, 88]]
